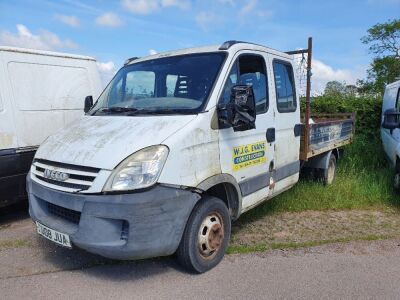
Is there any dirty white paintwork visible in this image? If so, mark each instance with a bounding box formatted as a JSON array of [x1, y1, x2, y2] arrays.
[[217, 50, 276, 210], [0, 47, 102, 150], [35, 115, 197, 170], [381, 80, 400, 166], [32, 42, 302, 216]]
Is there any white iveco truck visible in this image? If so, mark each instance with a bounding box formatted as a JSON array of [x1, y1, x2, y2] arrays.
[[28, 38, 354, 273]]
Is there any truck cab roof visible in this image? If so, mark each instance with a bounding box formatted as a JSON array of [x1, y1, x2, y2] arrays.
[[127, 41, 293, 65]]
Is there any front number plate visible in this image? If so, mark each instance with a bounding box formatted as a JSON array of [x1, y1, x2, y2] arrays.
[[36, 222, 72, 248]]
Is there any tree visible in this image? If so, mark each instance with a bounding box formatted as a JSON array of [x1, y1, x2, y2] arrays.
[[344, 84, 357, 96], [360, 19, 400, 94], [324, 81, 346, 96]]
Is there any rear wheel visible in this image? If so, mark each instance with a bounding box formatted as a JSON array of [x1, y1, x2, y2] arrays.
[[177, 196, 231, 273], [394, 173, 400, 190], [321, 154, 337, 185]]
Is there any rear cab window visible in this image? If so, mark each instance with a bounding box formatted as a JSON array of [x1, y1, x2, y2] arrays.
[[273, 60, 297, 113]]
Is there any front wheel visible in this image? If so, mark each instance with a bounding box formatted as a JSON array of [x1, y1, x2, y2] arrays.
[[176, 196, 231, 273]]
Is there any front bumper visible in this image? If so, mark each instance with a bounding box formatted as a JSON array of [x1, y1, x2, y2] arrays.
[[27, 175, 200, 260]]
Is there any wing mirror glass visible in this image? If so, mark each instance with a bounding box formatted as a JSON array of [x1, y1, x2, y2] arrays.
[[217, 85, 256, 132], [382, 108, 400, 130], [84, 95, 93, 113]]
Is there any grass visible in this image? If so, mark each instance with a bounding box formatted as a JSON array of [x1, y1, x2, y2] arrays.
[[227, 234, 395, 255], [0, 239, 30, 250], [238, 134, 400, 224]]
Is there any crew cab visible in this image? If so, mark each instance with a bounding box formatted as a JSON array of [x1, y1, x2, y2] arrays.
[[27, 39, 354, 273], [381, 79, 400, 188]]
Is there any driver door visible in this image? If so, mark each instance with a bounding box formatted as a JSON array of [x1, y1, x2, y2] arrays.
[[218, 51, 275, 211]]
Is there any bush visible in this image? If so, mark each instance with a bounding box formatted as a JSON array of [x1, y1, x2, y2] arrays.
[[301, 95, 382, 136]]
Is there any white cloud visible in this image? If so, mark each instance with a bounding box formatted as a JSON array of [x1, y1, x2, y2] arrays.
[[122, 0, 160, 14], [239, 0, 257, 16], [161, 0, 190, 9], [312, 59, 361, 93], [96, 61, 116, 86], [54, 14, 80, 27], [121, 0, 189, 14], [95, 12, 123, 27], [0, 24, 78, 51], [149, 49, 158, 55], [239, 0, 273, 21], [196, 11, 223, 31], [294, 55, 366, 94]]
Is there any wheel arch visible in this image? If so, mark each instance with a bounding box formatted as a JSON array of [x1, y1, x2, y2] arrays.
[[196, 174, 242, 220], [303, 150, 336, 170]]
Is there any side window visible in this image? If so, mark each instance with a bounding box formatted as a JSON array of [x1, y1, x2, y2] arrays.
[[239, 55, 268, 114], [219, 55, 268, 114], [396, 88, 400, 111], [220, 62, 238, 105], [273, 61, 297, 113]]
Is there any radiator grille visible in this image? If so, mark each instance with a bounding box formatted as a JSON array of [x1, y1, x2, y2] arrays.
[[31, 159, 100, 192]]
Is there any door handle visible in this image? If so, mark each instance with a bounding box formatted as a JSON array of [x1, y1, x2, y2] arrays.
[[294, 124, 303, 137], [266, 128, 275, 143]]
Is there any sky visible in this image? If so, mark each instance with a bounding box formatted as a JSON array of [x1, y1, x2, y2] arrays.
[[0, 0, 399, 92]]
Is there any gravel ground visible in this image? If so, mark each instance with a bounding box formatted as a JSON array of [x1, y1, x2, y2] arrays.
[[1, 238, 400, 299], [1, 206, 400, 279]]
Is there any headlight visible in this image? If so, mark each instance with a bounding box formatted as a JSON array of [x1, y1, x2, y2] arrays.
[[103, 145, 169, 192]]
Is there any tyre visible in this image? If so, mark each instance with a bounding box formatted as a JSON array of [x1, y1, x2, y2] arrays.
[[176, 196, 231, 273], [321, 154, 337, 185], [394, 173, 400, 190]]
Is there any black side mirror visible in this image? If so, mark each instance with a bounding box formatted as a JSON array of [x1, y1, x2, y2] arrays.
[[382, 108, 400, 130], [218, 85, 256, 132], [84, 95, 93, 113]]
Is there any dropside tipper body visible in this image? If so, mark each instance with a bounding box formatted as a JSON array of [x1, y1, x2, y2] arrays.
[[27, 40, 353, 273], [300, 113, 355, 161]]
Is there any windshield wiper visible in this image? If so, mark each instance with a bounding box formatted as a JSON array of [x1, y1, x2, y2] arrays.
[[92, 107, 197, 116], [101, 107, 139, 113], [126, 108, 197, 116], [91, 107, 139, 115]]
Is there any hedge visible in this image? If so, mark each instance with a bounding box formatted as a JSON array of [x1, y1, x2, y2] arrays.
[[301, 96, 383, 136]]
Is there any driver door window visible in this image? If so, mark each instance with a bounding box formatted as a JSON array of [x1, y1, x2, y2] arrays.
[[219, 55, 268, 114]]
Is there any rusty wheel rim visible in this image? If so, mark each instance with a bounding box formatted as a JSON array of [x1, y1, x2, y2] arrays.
[[197, 212, 224, 259]]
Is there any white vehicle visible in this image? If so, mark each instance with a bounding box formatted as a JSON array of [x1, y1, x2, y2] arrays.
[[381, 79, 400, 188], [27, 39, 354, 273], [0, 47, 102, 207]]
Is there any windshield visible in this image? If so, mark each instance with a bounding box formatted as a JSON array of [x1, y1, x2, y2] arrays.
[[90, 52, 226, 115]]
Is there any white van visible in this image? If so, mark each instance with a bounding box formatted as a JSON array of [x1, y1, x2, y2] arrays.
[[0, 47, 102, 208], [28, 40, 354, 273], [381, 79, 400, 187]]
